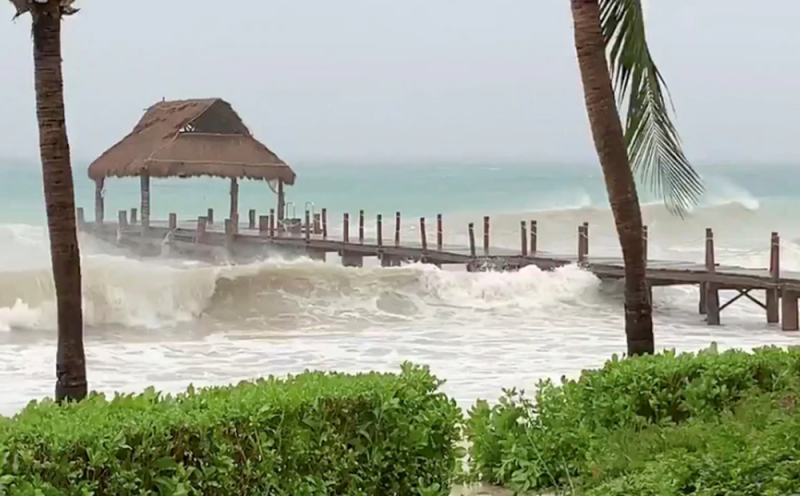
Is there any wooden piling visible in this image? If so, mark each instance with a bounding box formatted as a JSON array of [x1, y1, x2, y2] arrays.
[[395, 212, 401, 246], [118, 210, 128, 228], [258, 215, 269, 236], [577, 225, 587, 263], [530, 220, 537, 254], [168, 213, 177, 230], [76, 207, 85, 226], [436, 214, 443, 250], [130, 208, 138, 225], [248, 209, 256, 230], [207, 208, 214, 225], [140, 173, 150, 229], [377, 214, 383, 246], [705, 227, 720, 325], [195, 216, 207, 243], [643, 225, 649, 265], [359, 210, 365, 243], [269, 208, 276, 238], [94, 179, 104, 224], [305, 210, 311, 242], [468, 222, 476, 257], [767, 232, 780, 324], [483, 216, 490, 255], [321, 208, 328, 238], [343, 213, 350, 243], [583, 222, 589, 257], [782, 290, 799, 331], [420, 217, 428, 251], [520, 220, 528, 256]]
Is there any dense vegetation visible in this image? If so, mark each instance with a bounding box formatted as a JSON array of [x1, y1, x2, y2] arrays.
[[0, 363, 462, 496], [466, 345, 800, 495], [4, 347, 800, 495]]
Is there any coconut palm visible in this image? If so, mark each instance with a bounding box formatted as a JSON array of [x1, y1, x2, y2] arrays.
[[571, 0, 704, 355], [10, 0, 87, 400]]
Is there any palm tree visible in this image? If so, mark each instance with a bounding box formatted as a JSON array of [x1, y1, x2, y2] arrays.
[[570, 0, 704, 356], [10, 0, 87, 401]]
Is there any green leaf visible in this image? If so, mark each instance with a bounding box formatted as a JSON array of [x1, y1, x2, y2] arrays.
[[600, 0, 704, 216]]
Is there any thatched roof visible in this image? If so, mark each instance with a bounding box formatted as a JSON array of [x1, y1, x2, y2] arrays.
[[87, 98, 296, 185]]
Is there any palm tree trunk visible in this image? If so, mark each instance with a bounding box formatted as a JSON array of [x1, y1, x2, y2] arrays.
[[32, 3, 88, 400], [570, 0, 654, 356]]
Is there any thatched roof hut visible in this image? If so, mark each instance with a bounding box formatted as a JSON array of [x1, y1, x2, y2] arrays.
[[88, 98, 295, 184], [88, 98, 295, 227]]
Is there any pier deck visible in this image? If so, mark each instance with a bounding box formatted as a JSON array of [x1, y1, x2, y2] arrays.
[[77, 206, 800, 332]]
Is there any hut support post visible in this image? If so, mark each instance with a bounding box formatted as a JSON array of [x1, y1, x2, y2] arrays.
[[277, 180, 285, 221], [140, 173, 150, 230], [94, 178, 104, 224], [229, 178, 239, 233]]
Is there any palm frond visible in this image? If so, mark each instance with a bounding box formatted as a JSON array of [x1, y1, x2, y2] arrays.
[[600, 0, 703, 217], [9, 0, 79, 19]]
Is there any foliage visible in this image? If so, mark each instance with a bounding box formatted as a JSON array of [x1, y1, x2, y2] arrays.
[[0, 363, 463, 496], [600, 0, 704, 216], [466, 345, 800, 494]]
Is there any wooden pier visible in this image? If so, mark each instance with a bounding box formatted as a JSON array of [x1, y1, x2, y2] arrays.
[[77, 206, 800, 332]]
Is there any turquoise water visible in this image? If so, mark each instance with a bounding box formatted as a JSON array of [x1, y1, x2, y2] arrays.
[[2, 159, 798, 226]]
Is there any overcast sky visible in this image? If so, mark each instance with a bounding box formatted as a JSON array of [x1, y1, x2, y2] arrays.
[[1, 0, 797, 165]]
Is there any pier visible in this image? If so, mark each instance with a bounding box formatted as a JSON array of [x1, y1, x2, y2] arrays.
[[78, 96, 800, 332], [77, 206, 800, 332]]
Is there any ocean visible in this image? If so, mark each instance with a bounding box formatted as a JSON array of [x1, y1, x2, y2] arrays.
[[1, 160, 799, 416]]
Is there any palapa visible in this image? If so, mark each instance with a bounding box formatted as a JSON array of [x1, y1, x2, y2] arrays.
[[87, 98, 296, 185]]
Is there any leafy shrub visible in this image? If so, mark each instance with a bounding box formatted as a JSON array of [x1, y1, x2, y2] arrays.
[[0, 363, 463, 496], [466, 345, 800, 493]]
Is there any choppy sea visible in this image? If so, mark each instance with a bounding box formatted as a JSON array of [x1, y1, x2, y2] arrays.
[[1, 160, 799, 415]]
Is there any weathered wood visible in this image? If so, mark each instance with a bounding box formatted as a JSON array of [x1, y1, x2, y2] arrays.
[[305, 210, 311, 242], [420, 217, 428, 251], [321, 208, 328, 238], [395, 212, 401, 246], [343, 213, 350, 243], [483, 216, 490, 255], [259, 215, 269, 236], [705, 228, 720, 325], [76, 207, 85, 226], [248, 209, 256, 230], [224, 218, 235, 253], [168, 213, 177, 230], [269, 208, 276, 238], [468, 222, 476, 257], [140, 173, 150, 229], [643, 225, 649, 266], [583, 222, 589, 257], [520, 221, 528, 256], [94, 179, 104, 224], [195, 216, 207, 244], [577, 225, 586, 263], [782, 290, 799, 331], [377, 214, 383, 246], [118, 210, 128, 227], [530, 220, 537, 254], [207, 208, 214, 225], [229, 178, 239, 222], [130, 208, 138, 225], [436, 214, 443, 251], [767, 232, 780, 323], [359, 210, 365, 243]]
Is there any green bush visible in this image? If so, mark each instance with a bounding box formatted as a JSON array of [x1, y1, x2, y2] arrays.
[[466, 345, 800, 494], [0, 363, 463, 496]]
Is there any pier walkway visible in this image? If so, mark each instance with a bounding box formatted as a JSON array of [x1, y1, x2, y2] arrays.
[[77, 206, 800, 332]]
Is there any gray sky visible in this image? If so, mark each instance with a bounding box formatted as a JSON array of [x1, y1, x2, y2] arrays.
[[1, 0, 798, 164]]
